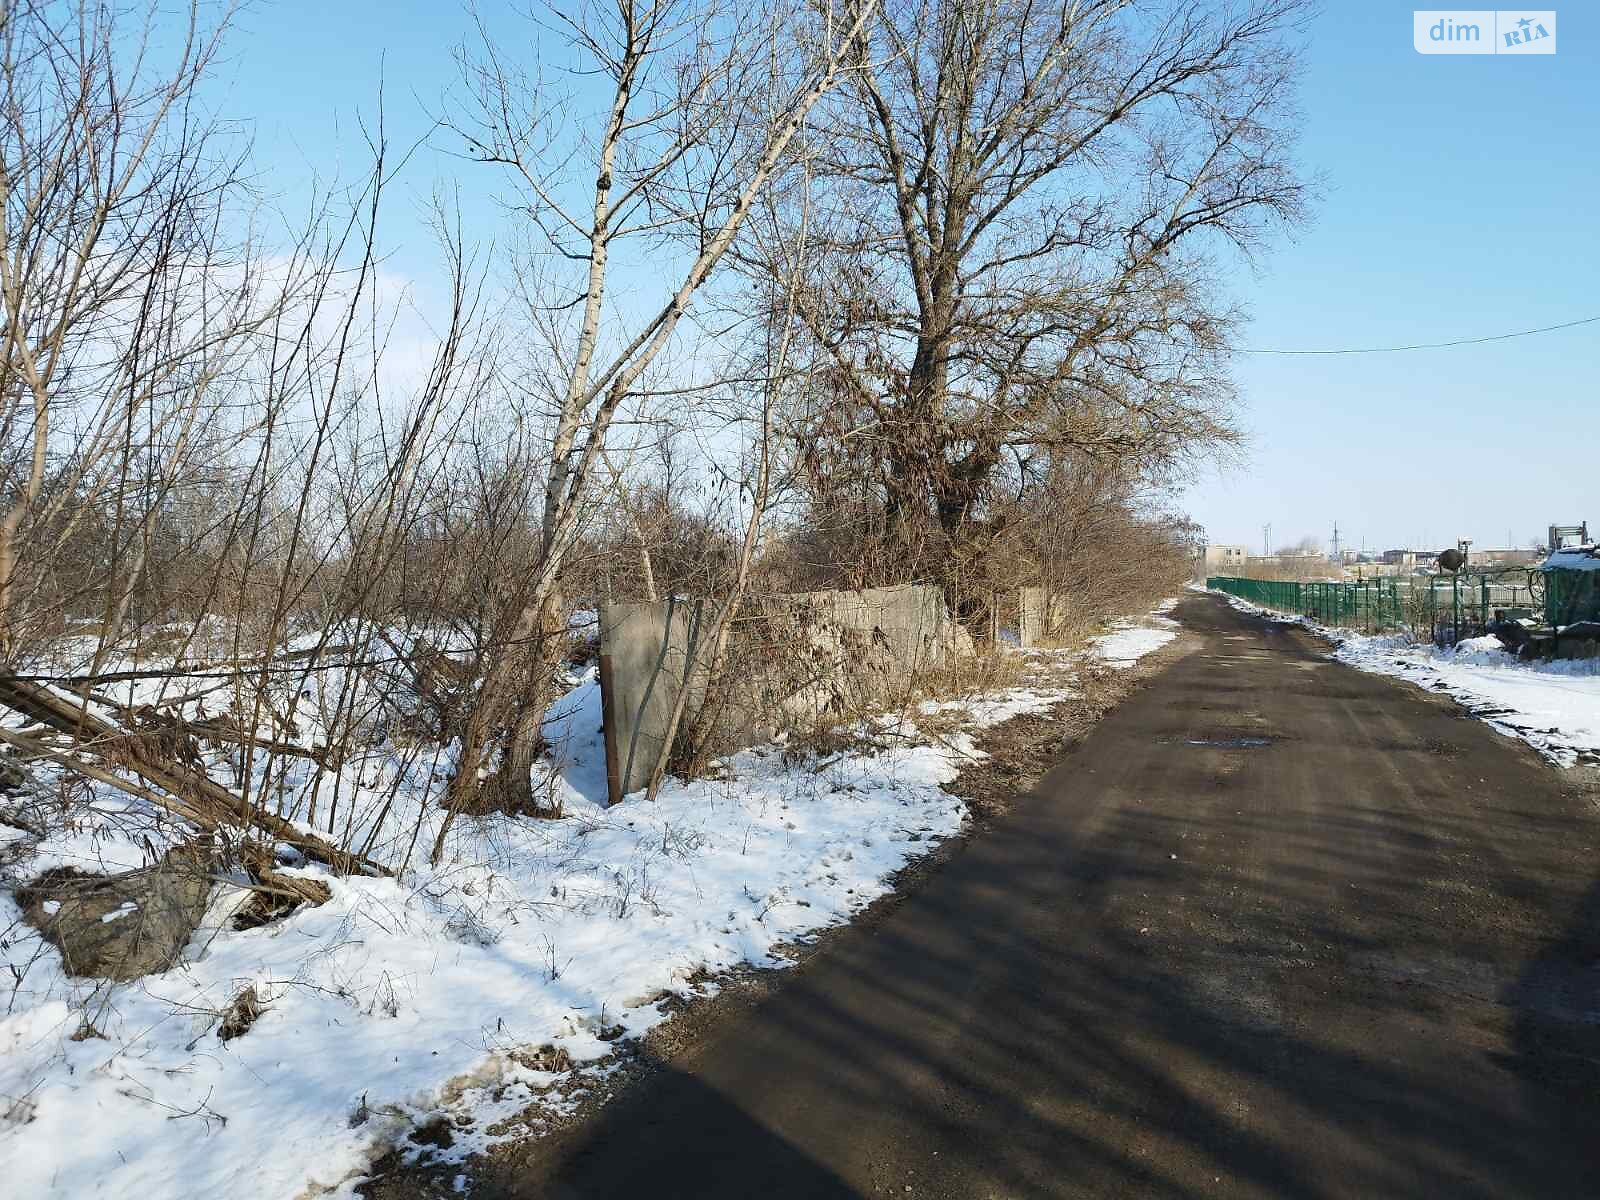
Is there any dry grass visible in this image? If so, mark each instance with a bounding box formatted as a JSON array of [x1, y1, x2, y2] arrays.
[[218, 986, 265, 1042], [914, 646, 1028, 702], [950, 661, 1121, 820]]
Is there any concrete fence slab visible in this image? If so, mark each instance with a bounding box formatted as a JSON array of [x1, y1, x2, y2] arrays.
[[598, 584, 969, 805], [1018, 587, 1071, 647], [598, 598, 719, 805]]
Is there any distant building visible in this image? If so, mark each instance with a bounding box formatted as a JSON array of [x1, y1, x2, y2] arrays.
[[1202, 543, 1249, 572], [1381, 549, 1417, 566], [1475, 548, 1540, 567]]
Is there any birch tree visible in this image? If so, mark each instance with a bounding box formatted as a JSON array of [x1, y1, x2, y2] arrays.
[[433, 0, 877, 838]]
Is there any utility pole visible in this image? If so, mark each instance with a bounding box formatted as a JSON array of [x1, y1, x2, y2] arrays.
[[1262, 523, 1272, 556], [1332, 521, 1341, 561]]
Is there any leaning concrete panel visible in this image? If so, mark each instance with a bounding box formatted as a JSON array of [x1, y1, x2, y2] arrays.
[[598, 598, 718, 805]]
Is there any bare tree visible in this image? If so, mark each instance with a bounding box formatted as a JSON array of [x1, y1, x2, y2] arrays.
[[0, 1, 509, 885], [0, 0, 259, 661], [431, 0, 878, 843], [776, 0, 1310, 599], [641, 156, 817, 798]]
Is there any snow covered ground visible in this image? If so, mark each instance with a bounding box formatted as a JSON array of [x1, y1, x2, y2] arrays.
[[0, 605, 1178, 1200], [1088, 599, 1181, 668], [1208, 589, 1600, 766], [1334, 633, 1600, 766]]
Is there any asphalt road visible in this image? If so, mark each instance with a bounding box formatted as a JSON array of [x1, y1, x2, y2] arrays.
[[503, 594, 1600, 1199]]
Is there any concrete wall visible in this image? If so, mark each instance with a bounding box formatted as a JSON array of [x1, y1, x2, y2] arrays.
[[758, 583, 967, 723], [1203, 544, 1250, 569], [598, 584, 967, 804]]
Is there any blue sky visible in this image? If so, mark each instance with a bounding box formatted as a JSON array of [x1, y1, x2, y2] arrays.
[[217, 2, 1595, 554], [1187, 5, 1596, 554]]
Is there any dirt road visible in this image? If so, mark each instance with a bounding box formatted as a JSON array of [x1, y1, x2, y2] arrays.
[[481, 594, 1600, 1198]]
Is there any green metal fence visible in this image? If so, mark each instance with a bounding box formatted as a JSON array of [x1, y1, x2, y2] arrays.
[[1209, 569, 1546, 645], [1206, 576, 1405, 635], [1417, 568, 1542, 646]]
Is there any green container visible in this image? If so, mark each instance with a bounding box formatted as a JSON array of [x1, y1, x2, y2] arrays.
[[1543, 560, 1600, 627]]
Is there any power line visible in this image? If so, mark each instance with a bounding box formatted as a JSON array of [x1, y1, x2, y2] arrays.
[[1240, 314, 1600, 356]]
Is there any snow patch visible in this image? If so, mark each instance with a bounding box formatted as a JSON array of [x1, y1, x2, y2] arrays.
[[1089, 604, 1180, 668], [1540, 546, 1600, 573]]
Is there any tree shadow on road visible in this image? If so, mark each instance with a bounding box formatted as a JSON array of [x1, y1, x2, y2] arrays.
[[478, 597, 1600, 1199], [1502, 869, 1600, 1182], [470, 1059, 862, 1200]]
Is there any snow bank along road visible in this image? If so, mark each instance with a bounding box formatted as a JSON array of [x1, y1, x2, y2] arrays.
[[477, 591, 1600, 1199]]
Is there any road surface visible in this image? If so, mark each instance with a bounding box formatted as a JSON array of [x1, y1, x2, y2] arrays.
[[487, 594, 1600, 1198]]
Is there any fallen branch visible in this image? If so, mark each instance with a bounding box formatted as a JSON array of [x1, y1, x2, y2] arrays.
[[0, 672, 387, 876], [10, 642, 358, 687], [231, 844, 335, 928], [94, 697, 333, 768]]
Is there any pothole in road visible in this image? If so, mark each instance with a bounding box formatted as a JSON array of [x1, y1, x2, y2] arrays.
[[1160, 734, 1275, 749]]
